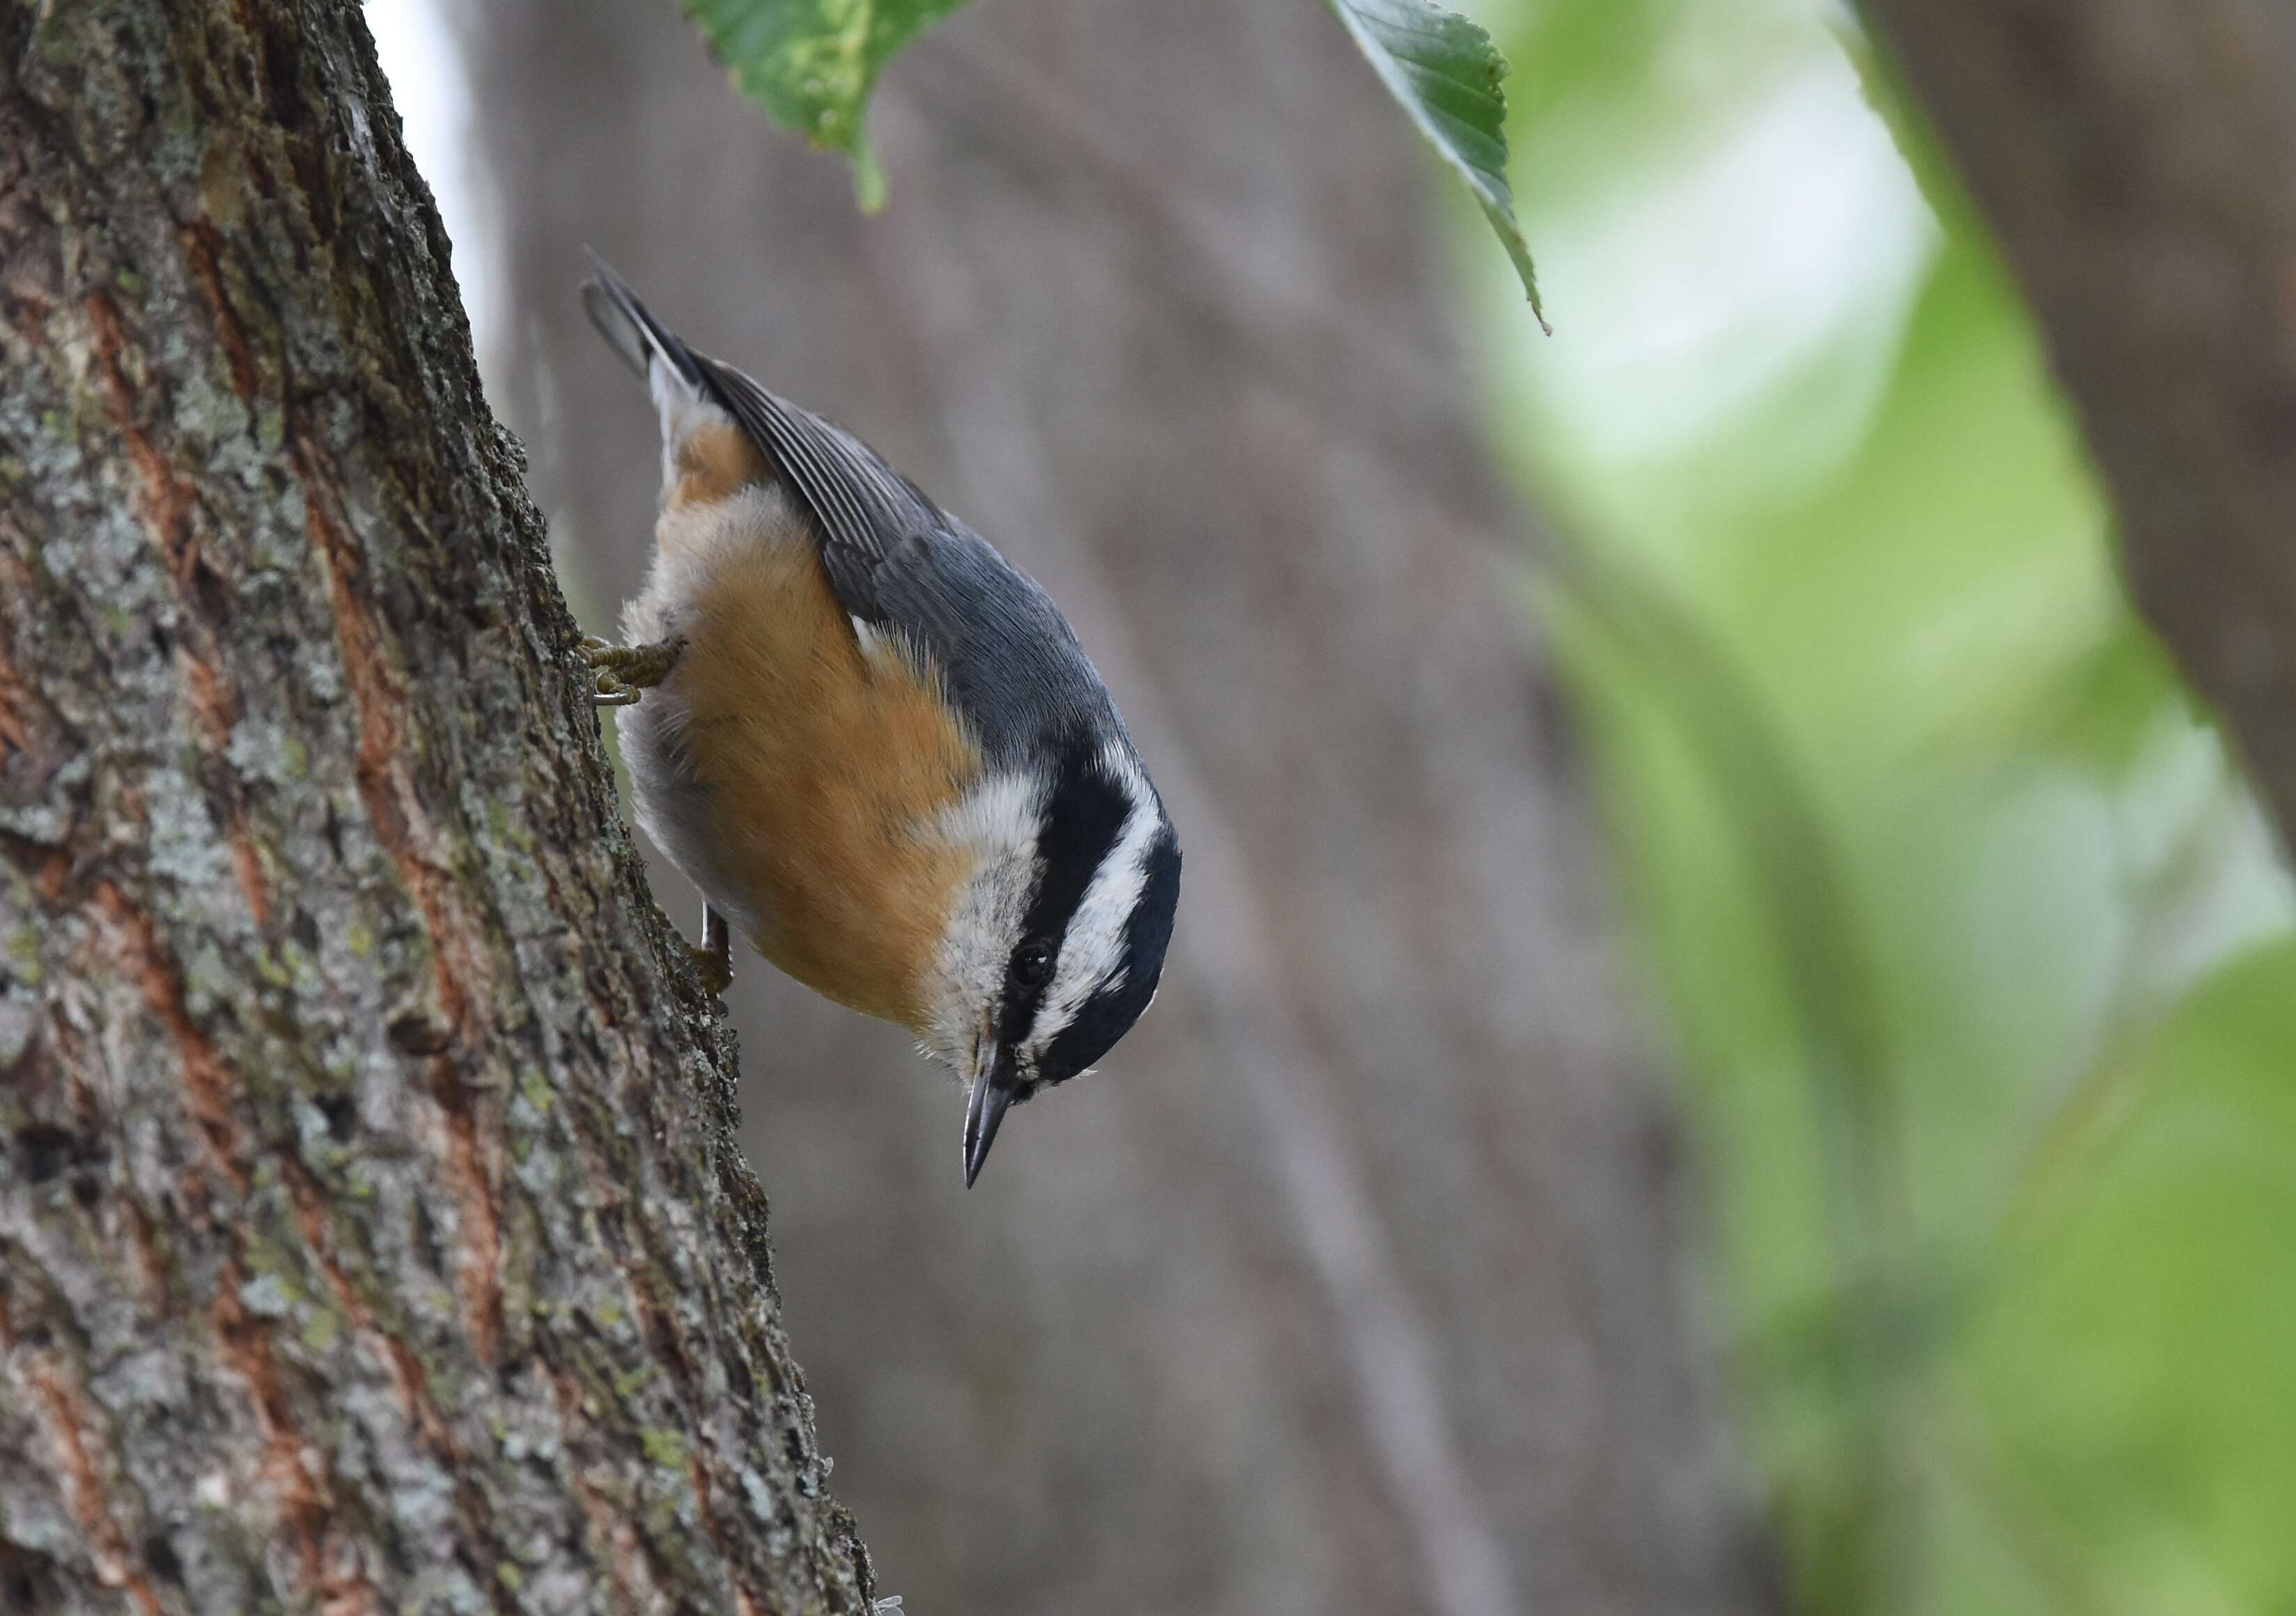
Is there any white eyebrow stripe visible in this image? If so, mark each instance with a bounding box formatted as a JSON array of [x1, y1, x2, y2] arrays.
[[1028, 745, 1161, 1054]]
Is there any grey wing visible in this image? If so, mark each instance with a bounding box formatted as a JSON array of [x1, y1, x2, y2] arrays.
[[693, 358, 921, 605], [695, 359, 1115, 763]]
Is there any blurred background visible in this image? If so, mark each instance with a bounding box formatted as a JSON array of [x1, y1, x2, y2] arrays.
[[371, 0, 2296, 1611]]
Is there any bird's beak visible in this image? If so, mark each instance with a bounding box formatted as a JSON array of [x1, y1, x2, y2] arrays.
[[963, 1047, 1020, 1188]]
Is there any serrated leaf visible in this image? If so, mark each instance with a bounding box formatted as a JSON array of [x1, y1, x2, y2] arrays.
[[680, 0, 972, 203], [1321, 0, 1547, 330]]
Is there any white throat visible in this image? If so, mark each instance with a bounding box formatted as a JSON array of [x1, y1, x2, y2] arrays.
[[918, 770, 1042, 1071]]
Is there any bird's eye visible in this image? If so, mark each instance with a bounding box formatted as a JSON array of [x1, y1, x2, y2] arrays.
[[1013, 939, 1055, 988]]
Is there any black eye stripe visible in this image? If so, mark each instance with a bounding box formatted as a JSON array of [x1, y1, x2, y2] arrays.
[[1024, 738, 1131, 937], [1039, 823, 1178, 1082], [996, 731, 1133, 1050]]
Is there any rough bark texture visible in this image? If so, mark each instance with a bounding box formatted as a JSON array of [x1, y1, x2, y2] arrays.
[[1859, 0, 2296, 852], [459, 3, 1774, 1614], [0, 3, 876, 1612]]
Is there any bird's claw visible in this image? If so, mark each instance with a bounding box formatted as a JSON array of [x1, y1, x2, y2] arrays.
[[582, 636, 682, 709], [689, 940, 734, 995]]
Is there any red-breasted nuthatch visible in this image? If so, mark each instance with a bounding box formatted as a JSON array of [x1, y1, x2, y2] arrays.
[[579, 261, 1179, 1186]]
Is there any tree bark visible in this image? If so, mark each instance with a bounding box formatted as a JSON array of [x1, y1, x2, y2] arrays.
[[1859, 0, 2296, 851], [459, 3, 1774, 1615], [0, 4, 876, 1612]]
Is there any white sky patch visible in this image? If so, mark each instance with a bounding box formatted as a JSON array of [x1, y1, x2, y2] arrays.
[[364, 0, 498, 357], [1512, 45, 1938, 476]]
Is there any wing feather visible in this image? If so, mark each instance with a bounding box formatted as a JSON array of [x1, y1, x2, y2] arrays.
[[694, 358, 938, 619]]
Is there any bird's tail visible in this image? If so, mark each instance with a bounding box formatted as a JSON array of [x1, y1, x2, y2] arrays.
[[580, 253, 704, 394]]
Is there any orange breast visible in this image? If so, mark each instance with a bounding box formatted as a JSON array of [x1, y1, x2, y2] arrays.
[[667, 511, 980, 1027], [671, 420, 770, 507]]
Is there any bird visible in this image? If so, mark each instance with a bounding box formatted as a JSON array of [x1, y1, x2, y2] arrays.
[[577, 259, 1179, 1187]]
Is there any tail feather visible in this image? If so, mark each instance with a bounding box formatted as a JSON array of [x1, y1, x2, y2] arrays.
[[581, 252, 703, 392]]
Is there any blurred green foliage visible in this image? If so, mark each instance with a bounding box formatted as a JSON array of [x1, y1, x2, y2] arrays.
[[1461, 1, 2296, 1610]]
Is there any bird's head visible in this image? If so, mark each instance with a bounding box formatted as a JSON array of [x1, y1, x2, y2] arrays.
[[917, 731, 1179, 1186]]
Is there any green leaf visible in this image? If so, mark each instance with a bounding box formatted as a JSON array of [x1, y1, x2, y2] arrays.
[[1321, 0, 1548, 330], [679, 0, 972, 204]]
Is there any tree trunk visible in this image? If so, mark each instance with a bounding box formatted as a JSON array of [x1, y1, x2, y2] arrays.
[[1859, 0, 2296, 853], [0, 3, 876, 1611], [458, 3, 1774, 1614]]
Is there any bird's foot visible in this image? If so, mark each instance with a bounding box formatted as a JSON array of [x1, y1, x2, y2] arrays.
[[689, 903, 732, 996], [582, 636, 683, 708]]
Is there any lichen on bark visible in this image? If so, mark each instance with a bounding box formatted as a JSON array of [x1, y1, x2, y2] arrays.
[[0, 3, 875, 1611]]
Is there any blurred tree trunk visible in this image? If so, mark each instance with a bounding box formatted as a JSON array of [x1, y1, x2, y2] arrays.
[[0, 3, 875, 1612], [1860, 0, 2296, 855], [459, 4, 1773, 1614]]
